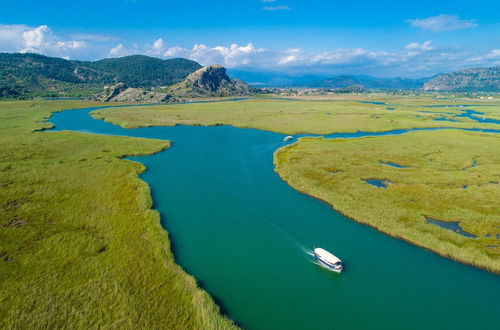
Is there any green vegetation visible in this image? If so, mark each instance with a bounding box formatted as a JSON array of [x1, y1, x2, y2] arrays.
[[90, 55, 202, 88], [91, 97, 500, 134], [0, 53, 202, 98], [0, 100, 235, 329], [274, 130, 500, 273]]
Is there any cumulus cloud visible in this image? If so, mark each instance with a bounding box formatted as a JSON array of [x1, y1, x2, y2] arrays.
[[0, 24, 86, 59], [108, 43, 129, 57], [158, 42, 268, 67], [152, 38, 164, 50], [407, 15, 477, 32]]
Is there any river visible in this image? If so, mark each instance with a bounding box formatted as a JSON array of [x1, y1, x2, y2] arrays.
[[48, 105, 500, 330]]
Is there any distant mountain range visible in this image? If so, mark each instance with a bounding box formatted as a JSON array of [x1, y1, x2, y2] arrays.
[[227, 69, 328, 87], [423, 66, 500, 92], [228, 70, 431, 89], [230, 68, 500, 92], [0, 53, 201, 98], [1, 52, 499, 99], [312, 75, 431, 90]]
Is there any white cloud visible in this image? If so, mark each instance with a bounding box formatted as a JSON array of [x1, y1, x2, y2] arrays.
[[163, 46, 191, 58], [262, 5, 291, 11], [405, 40, 434, 51], [482, 49, 500, 59], [159, 42, 267, 67], [21, 25, 51, 53], [152, 38, 164, 50], [407, 15, 477, 32], [143, 38, 166, 56], [466, 49, 500, 66], [103, 38, 497, 77], [0, 24, 29, 50], [0, 24, 86, 58], [108, 43, 130, 57]]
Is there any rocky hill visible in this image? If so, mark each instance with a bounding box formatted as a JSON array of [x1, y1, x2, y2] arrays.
[[423, 66, 500, 92], [165, 65, 253, 97], [0, 53, 201, 98], [95, 65, 254, 103]]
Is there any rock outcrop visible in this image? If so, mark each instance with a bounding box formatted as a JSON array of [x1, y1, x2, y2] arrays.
[[423, 66, 500, 92], [96, 83, 176, 103], [101, 83, 128, 102], [166, 65, 252, 97]]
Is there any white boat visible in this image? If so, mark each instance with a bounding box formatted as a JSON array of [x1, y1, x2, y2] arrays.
[[314, 247, 343, 273], [284, 135, 293, 142]]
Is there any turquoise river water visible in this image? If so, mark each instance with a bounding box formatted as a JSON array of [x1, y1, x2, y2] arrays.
[[49, 106, 500, 330]]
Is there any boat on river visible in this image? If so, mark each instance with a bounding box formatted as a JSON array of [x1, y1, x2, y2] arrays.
[[284, 135, 293, 142], [314, 247, 343, 273]]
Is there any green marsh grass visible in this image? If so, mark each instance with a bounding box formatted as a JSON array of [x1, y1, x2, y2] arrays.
[[0, 101, 236, 329], [91, 97, 500, 134]]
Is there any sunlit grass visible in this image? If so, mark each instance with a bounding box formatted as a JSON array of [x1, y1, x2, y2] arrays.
[[0, 100, 236, 329], [91, 97, 500, 134]]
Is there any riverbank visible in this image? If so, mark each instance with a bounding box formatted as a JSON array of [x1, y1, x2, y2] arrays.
[[274, 130, 500, 273], [0, 100, 236, 328]]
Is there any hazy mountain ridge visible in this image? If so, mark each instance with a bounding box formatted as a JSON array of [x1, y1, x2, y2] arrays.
[[423, 66, 500, 92], [313, 75, 431, 90], [228, 70, 432, 89]]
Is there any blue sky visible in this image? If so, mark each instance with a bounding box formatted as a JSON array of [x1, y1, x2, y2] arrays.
[[1, 0, 499, 77]]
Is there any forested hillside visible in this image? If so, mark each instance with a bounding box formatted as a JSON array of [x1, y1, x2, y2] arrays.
[[0, 53, 202, 98]]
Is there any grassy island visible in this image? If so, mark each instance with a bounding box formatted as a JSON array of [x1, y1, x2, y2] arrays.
[[0, 101, 236, 329], [274, 130, 500, 273]]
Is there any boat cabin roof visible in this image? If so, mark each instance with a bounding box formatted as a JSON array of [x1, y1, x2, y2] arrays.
[[314, 248, 341, 264]]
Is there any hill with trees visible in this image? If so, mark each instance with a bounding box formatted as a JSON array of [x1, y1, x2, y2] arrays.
[[0, 53, 202, 98]]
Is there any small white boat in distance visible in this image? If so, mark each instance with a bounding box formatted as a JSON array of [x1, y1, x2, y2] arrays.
[[314, 247, 343, 273], [284, 135, 293, 142]]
